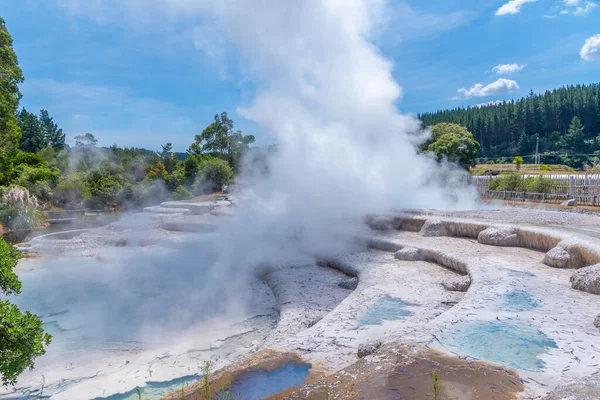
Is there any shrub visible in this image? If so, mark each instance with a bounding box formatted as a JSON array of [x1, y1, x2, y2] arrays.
[[195, 158, 233, 194], [53, 175, 91, 208], [15, 152, 46, 168], [0, 238, 52, 385], [0, 187, 46, 230], [86, 172, 124, 209], [488, 173, 525, 192], [488, 174, 553, 193], [129, 181, 169, 207], [525, 176, 553, 193], [170, 186, 193, 200], [164, 172, 186, 192]]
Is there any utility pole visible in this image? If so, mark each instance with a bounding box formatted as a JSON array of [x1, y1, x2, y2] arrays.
[[535, 134, 540, 169]]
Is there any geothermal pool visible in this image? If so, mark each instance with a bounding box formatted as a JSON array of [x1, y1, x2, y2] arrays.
[[4, 204, 600, 399]]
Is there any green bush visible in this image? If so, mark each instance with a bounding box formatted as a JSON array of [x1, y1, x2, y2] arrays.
[[488, 173, 525, 192], [195, 158, 233, 193], [86, 172, 124, 208], [129, 181, 169, 207], [0, 202, 45, 231], [170, 185, 193, 200], [488, 173, 553, 193], [53, 174, 91, 208], [525, 176, 553, 193], [0, 238, 52, 385], [0, 187, 46, 231], [15, 152, 46, 168], [164, 172, 186, 192]]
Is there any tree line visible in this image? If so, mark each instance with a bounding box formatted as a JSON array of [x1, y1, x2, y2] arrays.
[[419, 83, 600, 161]]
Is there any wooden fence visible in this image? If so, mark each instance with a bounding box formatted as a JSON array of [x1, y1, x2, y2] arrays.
[[480, 190, 600, 205]]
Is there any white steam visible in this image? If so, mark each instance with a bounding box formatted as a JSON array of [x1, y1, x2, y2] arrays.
[[15, 1, 477, 394]]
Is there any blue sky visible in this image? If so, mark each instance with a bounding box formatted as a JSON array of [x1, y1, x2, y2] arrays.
[[1, 0, 599, 151]]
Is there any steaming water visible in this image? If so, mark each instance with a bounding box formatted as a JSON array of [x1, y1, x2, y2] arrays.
[[357, 296, 418, 327], [5, 1, 482, 398], [230, 362, 311, 400], [441, 321, 558, 371]]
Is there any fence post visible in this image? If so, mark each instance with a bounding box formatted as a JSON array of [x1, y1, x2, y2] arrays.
[[569, 175, 573, 197], [503, 191, 507, 200], [522, 191, 526, 202], [594, 196, 597, 207], [542, 193, 546, 203]]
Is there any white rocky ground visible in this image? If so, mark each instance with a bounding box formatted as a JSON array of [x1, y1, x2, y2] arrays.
[[4, 202, 600, 399]]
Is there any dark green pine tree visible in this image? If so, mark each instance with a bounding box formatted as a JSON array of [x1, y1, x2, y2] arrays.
[[39, 109, 66, 150], [17, 108, 44, 153]]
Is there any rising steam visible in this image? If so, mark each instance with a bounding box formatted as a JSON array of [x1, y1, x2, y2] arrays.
[[21, 0, 476, 384]]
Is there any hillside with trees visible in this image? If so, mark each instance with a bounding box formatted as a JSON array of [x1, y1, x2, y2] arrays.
[[419, 83, 600, 167]]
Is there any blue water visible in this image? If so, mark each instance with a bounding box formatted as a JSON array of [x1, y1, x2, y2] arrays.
[[230, 362, 311, 399], [442, 321, 558, 371], [504, 290, 540, 311], [357, 296, 418, 326], [93, 375, 200, 400]]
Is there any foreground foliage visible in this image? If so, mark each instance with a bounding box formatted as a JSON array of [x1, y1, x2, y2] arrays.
[[0, 238, 51, 386]]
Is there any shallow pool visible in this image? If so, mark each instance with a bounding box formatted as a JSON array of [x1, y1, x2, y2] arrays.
[[230, 361, 311, 399], [503, 290, 540, 311], [94, 375, 199, 400], [441, 321, 557, 371], [357, 296, 418, 326]]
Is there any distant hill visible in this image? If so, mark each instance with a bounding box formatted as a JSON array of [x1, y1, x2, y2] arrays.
[[419, 83, 600, 162]]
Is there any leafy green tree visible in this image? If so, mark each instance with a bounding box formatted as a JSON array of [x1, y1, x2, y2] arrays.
[[74, 133, 97, 149], [188, 112, 255, 170], [0, 18, 24, 184], [0, 238, 51, 386], [425, 123, 480, 169], [39, 110, 65, 151]]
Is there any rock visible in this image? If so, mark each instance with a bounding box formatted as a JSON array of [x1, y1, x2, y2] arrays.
[[441, 275, 471, 292], [394, 247, 422, 261], [115, 237, 127, 247], [338, 277, 358, 290], [543, 242, 582, 269], [594, 314, 600, 330], [357, 342, 381, 358], [543, 374, 600, 400], [420, 219, 448, 237], [561, 198, 576, 207], [570, 264, 600, 295], [369, 216, 394, 231], [477, 226, 519, 247]]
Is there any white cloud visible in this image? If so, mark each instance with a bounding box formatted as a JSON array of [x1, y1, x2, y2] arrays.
[[492, 63, 526, 74], [458, 78, 519, 98], [380, 3, 475, 43], [495, 0, 536, 16], [580, 34, 600, 61], [559, 0, 597, 15]]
